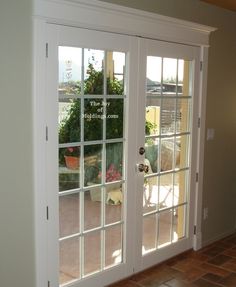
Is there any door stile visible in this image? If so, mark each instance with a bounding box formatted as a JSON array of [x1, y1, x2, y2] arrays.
[[134, 38, 149, 273], [46, 24, 60, 287]]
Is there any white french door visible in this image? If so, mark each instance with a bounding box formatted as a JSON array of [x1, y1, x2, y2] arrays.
[[46, 24, 138, 287], [134, 39, 200, 272], [46, 24, 200, 287]]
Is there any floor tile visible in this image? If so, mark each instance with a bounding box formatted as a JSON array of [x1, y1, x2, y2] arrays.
[[200, 262, 230, 277], [219, 272, 236, 286], [165, 278, 196, 287], [222, 258, 236, 272], [188, 252, 209, 262], [183, 267, 206, 282], [225, 236, 236, 245], [201, 273, 223, 283], [131, 264, 167, 282], [202, 246, 225, 257], [223, 248, 236, 258], [171, 258, 196, 272], [193, 278, 222, 287], [108, 233, 236, 287], [207, 254, 232, 266], [106, 280, 140, 287], [137, 271, 174, 286]]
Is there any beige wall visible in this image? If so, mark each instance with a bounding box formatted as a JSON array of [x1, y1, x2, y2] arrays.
[[0, 1, 35, 287], [1, 1, 236, 287], [100, 0, 236, 244]]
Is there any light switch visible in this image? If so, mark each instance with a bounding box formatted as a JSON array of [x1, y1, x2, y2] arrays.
[[207, 128, 215, 141]]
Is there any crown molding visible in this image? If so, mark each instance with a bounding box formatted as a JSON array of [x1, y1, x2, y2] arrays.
[[34, 0, 217, 46]]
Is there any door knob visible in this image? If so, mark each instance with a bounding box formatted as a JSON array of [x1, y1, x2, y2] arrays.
[[139, 147, 145, 155], [138, 163, 149, 173]]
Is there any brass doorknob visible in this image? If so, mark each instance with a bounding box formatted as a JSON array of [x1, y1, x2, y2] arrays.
[[139, 147, 145, 155], [138, 163, 149, 173]]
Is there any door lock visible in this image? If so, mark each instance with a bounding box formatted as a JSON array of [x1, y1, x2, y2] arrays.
[[137, 163, 149, 173]]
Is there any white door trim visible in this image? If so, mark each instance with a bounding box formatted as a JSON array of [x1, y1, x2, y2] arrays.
[[33, 1, 216, 286]]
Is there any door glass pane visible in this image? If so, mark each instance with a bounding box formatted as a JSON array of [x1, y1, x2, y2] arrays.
[[84, 99, 103, 141], [163, 58, 177, 95], [146, 56, 162, 95], [58, 46, 126, 284], [59, 193, 80, 238], [107, 51, 126, 95], [59, 147, 80, 192], [158, 210, 172, 248], [84, 49, 104, 95], [59, 99, 81, 144], [143, 176, 158, 214], [160, 138, 174, 172], [176, 135, 189, 169], [105, 225, 122, 268], [106, 143, 123, 183], [174, 171, 188, 205], [60, 237, 80, 284], [146, 99, 161, 136], [105, 183, 123, 223], [172, 205, 186, 242], [84, 231, 101, 276], [161, 98, 176, 135], [84, 144, 102, 187], [59, 47, 82, 97], [106, 99, 124, 139], [159, 173, 173, 209], [176, 98, 191, 133], [145, 138, 159, 174], [84, 189, 102, 231], [143, 214, 157, 254]]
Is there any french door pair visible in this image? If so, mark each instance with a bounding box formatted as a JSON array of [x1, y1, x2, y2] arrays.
[[46, 24, 200, 287]]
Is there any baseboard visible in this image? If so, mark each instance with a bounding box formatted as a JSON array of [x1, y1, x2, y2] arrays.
[[193, 231, 202, 251], [202, 228, 236, 248]]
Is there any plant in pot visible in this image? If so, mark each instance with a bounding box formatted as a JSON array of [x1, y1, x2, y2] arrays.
[[63, 146, 80, 170]]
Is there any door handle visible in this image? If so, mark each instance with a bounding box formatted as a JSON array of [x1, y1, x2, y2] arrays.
[[139, 147, 145, 155], [137, 163, 149, 173]]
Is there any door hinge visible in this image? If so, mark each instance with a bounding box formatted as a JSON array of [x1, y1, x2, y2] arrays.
[[196, 172, 199, 183], [46, 126, 48, 141], [46, 43, 49, 58], [46, 206, 49, 220], [200, 61, 203, 71], [194, 225, 197, 235], [198, 117, 201, 128]]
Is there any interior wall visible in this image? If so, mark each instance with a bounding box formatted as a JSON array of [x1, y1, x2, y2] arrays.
[[1, 1, 235, 286], [0, 1, 35, 287], [100, 0, 236, 245]]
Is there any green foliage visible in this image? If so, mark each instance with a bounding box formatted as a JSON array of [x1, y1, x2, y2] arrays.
[[59, 63, 152, 162], [84, 63, 104, 94], [145, 121, 157, 135], [59, 64, 124, 145], [59, 99, 81, 144]]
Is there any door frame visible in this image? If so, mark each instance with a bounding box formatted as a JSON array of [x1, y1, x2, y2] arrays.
[[33, 1, 216, 286]]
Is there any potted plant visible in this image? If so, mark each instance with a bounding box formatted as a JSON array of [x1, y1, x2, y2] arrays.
[[63, 146, 80, 170]]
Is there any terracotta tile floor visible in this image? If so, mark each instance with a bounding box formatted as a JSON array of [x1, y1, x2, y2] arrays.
[[108, 232, 236, 287]]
